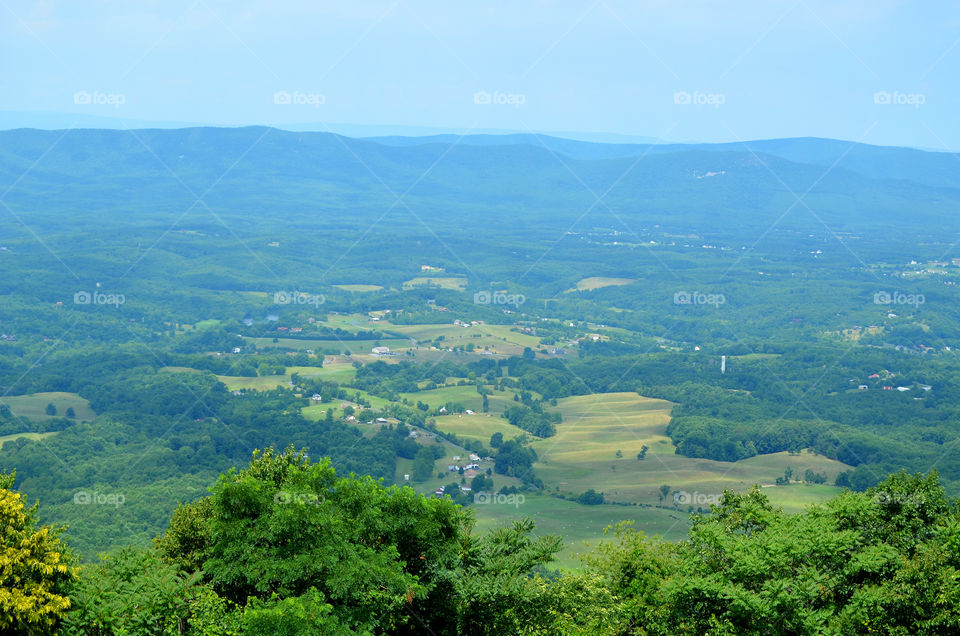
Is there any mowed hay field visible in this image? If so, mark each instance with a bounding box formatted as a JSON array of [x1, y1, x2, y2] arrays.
[[0, 431, 59, 448], [333, 284, 384, 292], [429, 414, 526, 445], [216, 374, 291, 391], [472, 495, 689, 569], [531, 392, 852, 512], [399, 385, 535, 415], [285, 363, 357, 384], [2, 392, 96, 421], [567, 276, 636, 292]]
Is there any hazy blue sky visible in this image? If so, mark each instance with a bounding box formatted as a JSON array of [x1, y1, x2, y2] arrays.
[[2, 1, 959, 148]]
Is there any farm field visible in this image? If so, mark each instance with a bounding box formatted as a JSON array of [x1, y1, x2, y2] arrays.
[[567, 276, 636, 292], [0, 431, 59, 448], [332, 284, 384, 292], [530, 392, 852, 511], [472, 495, 689, 569], [300, 388, 394, 419], [216, 374, 291, 391], [386, 322, 542, 355], [160, 366, 346, 392], [2, 392, 96, 422], [428, 414, 526, 444], [246, 337, 410, 353], [285, 364, 357, 384], [399, 385, 536, 415]]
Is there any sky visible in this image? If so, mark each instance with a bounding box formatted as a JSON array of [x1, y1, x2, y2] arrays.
[[2, 0, 959, 149]]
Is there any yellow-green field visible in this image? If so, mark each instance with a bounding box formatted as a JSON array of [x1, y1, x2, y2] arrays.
[[401, 276, 467, 290], [301, 388, 394, 421], [386, 323, 541, 356], [472, 495, 689, 569], [162, 365, 355, 391], [1, 392, 96, 421], [399, 385, 538, 415], [429, 414, 526, 444], [0, 431, 59, 448], [285, 364, 357, 384], [216, 374, 292, 391], [246, 337, 410, 353], [530, 392, 852, 512], [567, 276, 636, 292], [333, 284, 384, 292]]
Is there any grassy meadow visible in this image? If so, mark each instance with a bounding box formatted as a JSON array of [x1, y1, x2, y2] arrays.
[[529, 392, 851, 513], [567, 276, 636, 292], [2, 392, 96, 422]]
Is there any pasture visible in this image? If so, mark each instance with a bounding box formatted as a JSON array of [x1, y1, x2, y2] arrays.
[[0, 431, 59, 448], [333, 284, 384, 292], [246, 337, 410, 353], [216, 374, 291, 391], [399, 384, 536, 415], [428, 414, 526, 444], [2, 392, 96, 422], [472, 495, 690, 569], [567, 277, 636, 292], [286, 363, 357, 384], [530, 392, 851, 512]]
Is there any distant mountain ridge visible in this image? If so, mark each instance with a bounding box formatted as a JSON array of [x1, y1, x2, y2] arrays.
[[1, 126, 958, 240]]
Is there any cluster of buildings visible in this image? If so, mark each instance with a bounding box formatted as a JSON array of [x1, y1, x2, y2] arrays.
[[852, 371, 932, 394], [446, 453, 490, 477]]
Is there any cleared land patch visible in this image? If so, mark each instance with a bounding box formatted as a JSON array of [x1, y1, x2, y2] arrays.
[[567, 277, 636, 292], [531, 392, 852, 513], [333, 284, 384, 292], [2, 392, 96, 422], [473, 495, 689, 569], [0, 431, 59, 448], [401, 276, 467, 291], [246, 337, 409, 353], [386, 322, 541, 356], [428, 414, 526, 445]]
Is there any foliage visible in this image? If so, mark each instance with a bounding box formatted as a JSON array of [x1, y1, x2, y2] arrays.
[[0, 471, 74, 634]]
